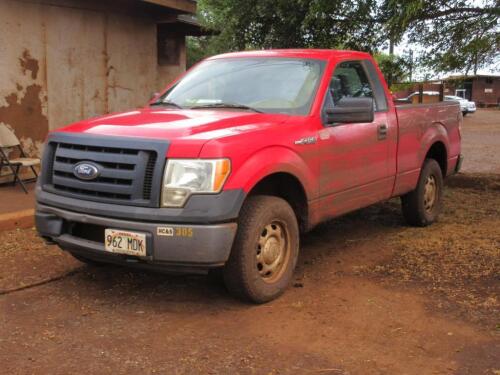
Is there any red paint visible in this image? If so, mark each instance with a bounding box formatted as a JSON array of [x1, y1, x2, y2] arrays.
[[55, 50, 461, 229]]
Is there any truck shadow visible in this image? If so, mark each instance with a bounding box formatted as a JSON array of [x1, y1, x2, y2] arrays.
[[55, 176, 492, 309], [59, 199, 406, 308]]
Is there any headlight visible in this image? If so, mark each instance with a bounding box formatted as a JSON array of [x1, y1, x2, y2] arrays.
[[161, 159, 231, 207]]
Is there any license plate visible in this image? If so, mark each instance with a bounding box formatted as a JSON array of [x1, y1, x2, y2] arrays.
[[104, 229, 147, 256]]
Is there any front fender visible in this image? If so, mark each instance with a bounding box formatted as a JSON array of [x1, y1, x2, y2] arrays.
[[224, 146, 317, 201]]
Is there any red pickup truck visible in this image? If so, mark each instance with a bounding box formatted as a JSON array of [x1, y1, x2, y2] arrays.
[[36, 50, 462, 303]]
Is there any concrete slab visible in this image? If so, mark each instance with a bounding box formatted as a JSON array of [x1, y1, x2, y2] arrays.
[[0, 183, 35, 231], [0, 209, 34, 231], [0, 182, 35, 214]]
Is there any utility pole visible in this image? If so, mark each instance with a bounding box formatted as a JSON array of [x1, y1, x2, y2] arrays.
[[408, 50, 413, 82], [473, 51, 478, 75], [388, 35, 395, 87]]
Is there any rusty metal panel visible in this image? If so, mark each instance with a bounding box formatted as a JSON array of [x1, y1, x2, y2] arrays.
[[106, 14, 158, 113], [0, 0, 48, 157], [44, 5, 107, 130], [0, 0, 188, 158]]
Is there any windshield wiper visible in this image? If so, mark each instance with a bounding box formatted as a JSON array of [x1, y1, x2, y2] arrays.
[[190, 102, 263, 113], [150, 100, 183, 109]]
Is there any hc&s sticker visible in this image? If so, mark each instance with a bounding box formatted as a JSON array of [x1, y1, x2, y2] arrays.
[[157, 227, 174, 236]]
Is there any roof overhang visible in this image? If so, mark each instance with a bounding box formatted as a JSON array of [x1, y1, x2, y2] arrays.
[[158, 14, 213, 36], [140, 0, 197, 14]]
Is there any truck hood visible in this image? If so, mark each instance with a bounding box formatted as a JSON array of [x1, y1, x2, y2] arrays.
[[57, 108, 289, 156]]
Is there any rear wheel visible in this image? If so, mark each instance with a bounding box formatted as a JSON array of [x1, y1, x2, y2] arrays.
[[223, 196, 299, 303], [401, 158, 443, 226]]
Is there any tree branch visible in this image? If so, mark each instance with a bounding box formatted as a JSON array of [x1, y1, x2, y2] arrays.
[[414, 6, 500, 21]]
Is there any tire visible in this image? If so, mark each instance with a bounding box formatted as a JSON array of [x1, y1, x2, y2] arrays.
[[462, 111, 467, 117], [70, 252, 106, 267], [401, 158, 444, 227], [223, 195, 299, 303]]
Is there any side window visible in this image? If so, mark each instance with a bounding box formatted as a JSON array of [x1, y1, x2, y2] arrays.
[[328, 61, 373, 106]]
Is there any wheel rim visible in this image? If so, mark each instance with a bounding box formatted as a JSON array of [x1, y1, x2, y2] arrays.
[[423, 175, 438, 213], [256, 220, 290, 284]]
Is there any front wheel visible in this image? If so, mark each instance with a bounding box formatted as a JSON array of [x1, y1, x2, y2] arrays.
[[401, 158, 444, 226], [223, 195, 299, 303]]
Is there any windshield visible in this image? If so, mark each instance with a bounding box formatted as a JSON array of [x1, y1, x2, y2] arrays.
[[156, 57, 326, 115]]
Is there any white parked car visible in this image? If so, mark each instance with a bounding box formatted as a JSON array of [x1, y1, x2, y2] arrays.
[[468, 101, 477, 114], [445, 95, 476, 116]]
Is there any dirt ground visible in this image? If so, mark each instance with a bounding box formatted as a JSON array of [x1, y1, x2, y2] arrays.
[[1, 173, 499, 375], [461, 109, 500, 174], [0, 109, 499, 375]]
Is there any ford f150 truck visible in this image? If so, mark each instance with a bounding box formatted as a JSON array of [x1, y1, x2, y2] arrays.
[[36, 50, 462, 303]]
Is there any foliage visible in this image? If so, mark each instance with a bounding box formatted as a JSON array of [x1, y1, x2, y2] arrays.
[[390, 82, 415, 93], [190, 0, 499, 76], [373, 52, 411, 85], [187, 37, 216, 68], [197, 0, 381, 51], [381, 0, 500, 75]]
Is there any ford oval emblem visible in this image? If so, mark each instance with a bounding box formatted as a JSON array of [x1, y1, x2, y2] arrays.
[[73, 162, 101, 181]]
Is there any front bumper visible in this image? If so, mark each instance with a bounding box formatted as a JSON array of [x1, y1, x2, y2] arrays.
[[36, 204, 237, 272]]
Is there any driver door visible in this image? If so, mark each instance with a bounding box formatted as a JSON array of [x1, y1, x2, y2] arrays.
[[318, 60, 396, 217]]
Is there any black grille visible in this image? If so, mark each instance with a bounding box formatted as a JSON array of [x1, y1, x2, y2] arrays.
[[58, 142, 140, 155], [53, 170, 133, 186], [41, 133, 168, 207], [70, 222, 105, 243], [143, 153, 157, 200]]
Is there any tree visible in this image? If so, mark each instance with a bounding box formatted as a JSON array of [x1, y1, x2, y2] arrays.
[[186, 36, 223, 68], [197, 0, 381, 51], [381, 0, 500, 75], [192, 0, 499, 77], [373, 52, 411, 86]]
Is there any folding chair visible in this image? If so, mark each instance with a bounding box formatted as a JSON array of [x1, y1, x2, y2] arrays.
[[0, 123, 40, 193]]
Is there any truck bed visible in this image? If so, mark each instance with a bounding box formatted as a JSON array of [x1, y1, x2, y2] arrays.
[[392, 101, 462, 196]]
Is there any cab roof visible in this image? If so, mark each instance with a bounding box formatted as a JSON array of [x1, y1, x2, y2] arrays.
[[207, 49, 372, 61]]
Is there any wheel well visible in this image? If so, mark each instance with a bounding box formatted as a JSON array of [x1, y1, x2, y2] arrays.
[[425, 142, 447, 176], [248, 173, 308, 232]]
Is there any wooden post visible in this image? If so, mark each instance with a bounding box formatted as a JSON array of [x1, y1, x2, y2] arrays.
[[418, 84, 424, 104], [439, 83, 444, 102]]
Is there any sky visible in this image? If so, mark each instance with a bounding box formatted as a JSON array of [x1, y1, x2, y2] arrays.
[[391, 0, 499, 80], [393, 41, 500, 80]]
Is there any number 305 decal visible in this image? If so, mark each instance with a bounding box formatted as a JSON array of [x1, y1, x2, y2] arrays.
[[157, 227, 193, 237]]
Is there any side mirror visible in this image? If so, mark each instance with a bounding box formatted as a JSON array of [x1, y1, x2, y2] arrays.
[[326, 97, 374, 124]]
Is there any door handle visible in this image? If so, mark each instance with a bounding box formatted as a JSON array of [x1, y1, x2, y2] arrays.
[[378, 123, 388, 140]]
